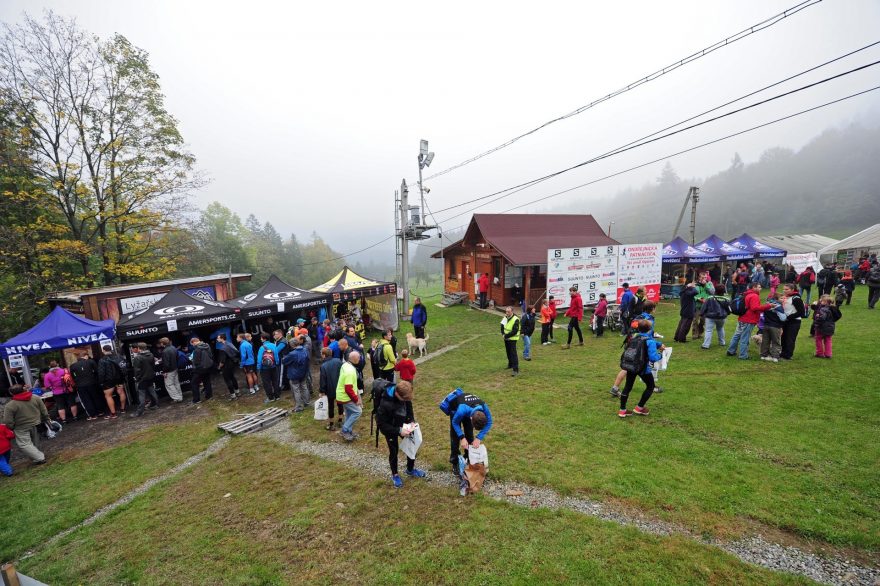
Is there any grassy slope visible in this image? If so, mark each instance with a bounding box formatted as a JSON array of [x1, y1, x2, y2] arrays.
[[0, 422, 221, 561], [293, 287, 880, 551], [19, 437, 811, 586]]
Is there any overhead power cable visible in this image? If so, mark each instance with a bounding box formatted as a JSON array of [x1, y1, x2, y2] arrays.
[[432, 57, 880, 222], [434, 85, 880, 235], [420, 0, 825, 182]]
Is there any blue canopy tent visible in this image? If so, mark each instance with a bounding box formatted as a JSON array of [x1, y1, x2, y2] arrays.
[[694, 234, 753, 262], [662, 237, 722, 264], [1, 306, 116, 386], [728, 233, 788, 259]]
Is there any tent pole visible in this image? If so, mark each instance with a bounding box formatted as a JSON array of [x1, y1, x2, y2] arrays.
[[21, 355, 33, 388]]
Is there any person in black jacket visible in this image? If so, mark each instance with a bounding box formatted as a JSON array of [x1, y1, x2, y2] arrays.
[[190, 336, 214, 404], [158, 337, 183, 402], [817, 265, 837, 296], [376, 380, 425, 488], [216, 334, 240, 400], [130, 343, 159, 417], [98, 345, 128, 418], [318, 347, 343, 430], [780, 284, 807, 360], [520, 305, 536, 361], [674, 283, 698, 343], [70, 352, 103, 420]]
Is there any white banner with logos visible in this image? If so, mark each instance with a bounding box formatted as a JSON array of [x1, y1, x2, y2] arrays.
[[547, 245, 618, 309], [547, 243, 662, 308]]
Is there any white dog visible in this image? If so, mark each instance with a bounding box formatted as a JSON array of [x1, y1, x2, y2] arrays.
[[406, 332, 429, 357]]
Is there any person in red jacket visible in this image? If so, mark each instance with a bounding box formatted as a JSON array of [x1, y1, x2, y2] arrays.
[[394, 349, 417, 386], [562, 286, 584, 348], [593, 293, 609, 337], [0, 423, 15, 476], [478, 273, 490, 309], [726, 282, 771, 359]]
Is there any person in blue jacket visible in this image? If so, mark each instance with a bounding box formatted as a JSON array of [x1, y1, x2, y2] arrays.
[[411, 297, 428, 339], [618, 283, 635, 336], [441, 390, 492, 495], [256, 333, 279, 403], [618, 319, 664, 418], [237, 333, 257, 395]]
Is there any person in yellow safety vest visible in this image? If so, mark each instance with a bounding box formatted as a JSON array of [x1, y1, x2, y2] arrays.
[[501, 306, 520, 377]]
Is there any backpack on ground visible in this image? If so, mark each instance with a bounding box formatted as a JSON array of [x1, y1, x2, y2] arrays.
[[730, 295, 748, 316], [261, 347, 276, 368], [620, 337, 649, 374]]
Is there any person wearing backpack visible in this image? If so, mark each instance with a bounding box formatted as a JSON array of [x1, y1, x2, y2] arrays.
[[779, 284, 808, 360], [674, 282, 698, 343], [811, 295, 842, 358], [691, 273, 715, 340], [157, 338, 184, 403], [726, 282, 771, 360], [759, 294, 786, 363], [377, 380, 426, 488], [610, 300, 659, 397], [44, 361, 77, 423], [377, 329, 397, 382], [215, 334, 240, 400], [98, 345, 128, 418], [256, 333, 280, 403], [189, 336, 215, 404], [562, 286, 584, 349], [700, 284, 730, 349], [797, 267, 816, 306], [867, 263, 880, 309], [439, 388, 492, 496], [817, 265, 837, 297], [282, 338, 310, 412], [617, 319, 664, 418]]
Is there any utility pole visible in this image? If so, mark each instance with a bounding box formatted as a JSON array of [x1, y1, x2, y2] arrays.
[[399, 179, 410, 319], [689, 187, 700, 245]]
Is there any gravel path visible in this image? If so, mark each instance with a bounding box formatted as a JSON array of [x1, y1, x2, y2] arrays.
[[258, 423, 878, 585], [19, 435, 230, 561]]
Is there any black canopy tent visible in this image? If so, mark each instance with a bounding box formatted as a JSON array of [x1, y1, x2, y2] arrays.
[[231, 274, 330, 320], [118, 286, 242, 341]]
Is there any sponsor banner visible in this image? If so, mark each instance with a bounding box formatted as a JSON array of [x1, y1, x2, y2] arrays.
[[786, 252, 822, 274], [331, 283, 397, 302], [8, 354, 24, 369], [365, 293, 399, 331], [617, 243, 663, 302], [547, 246, 618, 308]]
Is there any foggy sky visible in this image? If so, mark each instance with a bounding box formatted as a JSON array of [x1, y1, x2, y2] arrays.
[[2, 0, 879, 262]]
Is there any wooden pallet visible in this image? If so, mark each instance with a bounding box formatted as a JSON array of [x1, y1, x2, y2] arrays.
[[440, 291, 470, 307], [217, 407, 290, 435]]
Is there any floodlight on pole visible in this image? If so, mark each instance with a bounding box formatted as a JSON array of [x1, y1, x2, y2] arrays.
[[420, 139, 429, 157], [423, 151, 435, 168]]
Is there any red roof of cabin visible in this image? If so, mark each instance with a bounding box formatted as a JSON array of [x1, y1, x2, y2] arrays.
[[433, 213, 618, 265]]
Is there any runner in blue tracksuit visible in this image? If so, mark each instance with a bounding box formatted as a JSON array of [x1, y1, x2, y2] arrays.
[[618, 283, 635, 336], [442, 390, 493, 494], [236, 333, 257, 394]]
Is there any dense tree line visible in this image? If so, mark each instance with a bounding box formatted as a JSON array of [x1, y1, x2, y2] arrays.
[[0, 13, 347, 340]]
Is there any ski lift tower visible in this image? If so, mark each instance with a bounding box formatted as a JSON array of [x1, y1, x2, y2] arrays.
[[395, 140, 437, 321]]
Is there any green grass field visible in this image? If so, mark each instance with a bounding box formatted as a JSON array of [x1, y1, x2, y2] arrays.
[[3, 285, 878, 584]]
